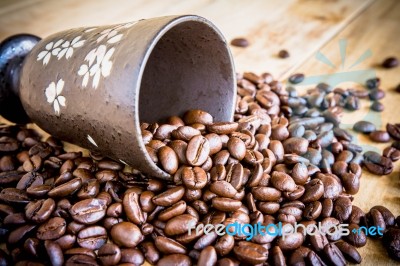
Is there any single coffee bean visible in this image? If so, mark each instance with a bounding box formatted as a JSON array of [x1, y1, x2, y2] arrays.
[[152, 186, 185, 207], [65, 254, 98, 266], [164, 214, 197, 236], [230, 38, 249, 47], [227, 137, 246, 160], [387, 123, 400, 140], [369, 208, 386, 235], [0, 136, 19, 152], [25, 198, 56, 223], [44, 241, 64, 266], [207, 122, 238, 135], [345, 224, 367, 247], [186, 135, 210, 166], [342, 173, 360, 195], [323, 243, 346, 266], [37, 217, 66, 240], [335, 241, 362, 264], [303, 201, 322, 220], [371, 101, 384, 112], [382, 56, 399, 68], [70, 198, 107, 224], [365, 77, 380, 89], [371, 205, 395, 226], [111, 222, 143, 248], [370, 130, 390, 143], [48, 177, 82, 198], [212, 197, 242, 212], [123, 191, 145, 225], [353, 121, 376, 133], [301, 179, 324, 203], [215, 234, 235, 256], [182, 166, 208, 189], [98, 243, 121, 266], [270, 171, 296, 192], [183, 109, 213, 125], [333, 197, 352, 222], [172, 126, 201, 142], [0, 188, 30, 204], [278, 49, 290, 58], [363, 151, 393, 175], [155, 235, 187, 254], [210, 181, 238, 198], [197, 246, 217, 266], [156, 254, 192, 266], [288, 73, 305, 84], [120, 248, 145, 265], [383, 228, 400, 261], [158, 146, 179, 175], [233, 241, 268, 264]]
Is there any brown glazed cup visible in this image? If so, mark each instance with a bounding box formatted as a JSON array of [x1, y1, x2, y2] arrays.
[[0, 15, 236, 179]]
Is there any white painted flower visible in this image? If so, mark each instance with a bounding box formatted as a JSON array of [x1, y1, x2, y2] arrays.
[[53, 36, 85, 60], [87, 135, 98, 147], [45, 79, 66, 115], [78, 45, 115, 89], [37, 39, 64, 65], [96, 21, 138, 44]]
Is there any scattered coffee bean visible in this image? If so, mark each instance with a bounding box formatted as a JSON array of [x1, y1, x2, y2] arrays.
[[353, 121, 376, 134], [382, 57, 399, 68], [288, 73, 305, 84], [370, 130, 391, 143], [278, 49, 290, 58], [230, 38, 249, 47], [371, 101, 384, 112]]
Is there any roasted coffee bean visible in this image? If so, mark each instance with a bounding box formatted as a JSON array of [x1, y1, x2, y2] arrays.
[[303, 201, 322, 220], [70, 198, 107, 224], [183, 109, 213, 125], [158, 146, 179, 175], [154, 235, 187, 254], [25, 198, 55, 223], [383, 146, 400, 161], [152, 186, 185, 207], [283, 137, 309, 155], [353, 121, 376, 133], [230, 38, 249, 47], [333, 197, 352, 222], [123, 191, 145, 225], [197, 246, 217, 266], [65, 254, 98, 266], [342, 173, 360, 195], [382, 56, 399, 68], [345, 224, 367, 247], [278, 49, 290, 58], [270, 171, 296, 192], [119, 248, 145, 265], [301, 179, 324, 203], [317, 173, 342, 199], [251, 186, 281, 201], [48, 177, 82, 198], [111, 222, 143, 248], [371, 101, 384, 112], [0, 187, 30, 204], [8, 224, 36, 244], [210, 181, 237, 198], [349, 205, 366, 225], [44, 240, 64, 266], [164, 214, 197, 236], [371, 205, 395, 226], [288, 73, 305, 84], [370, 130, 390, 143], [387, 123, 400, 140], [383, 228, 400, 261], [98, 243, 121, 266], [181, 166, 207, 189], [364, 151, 393, 175], [37, 217, 66, 240], [186, 135, 210, 166], [227, 137, 246, 160], [233, 241, 268, 264], [335, 241, 362, 264], [0, 136, 19, 152], [369, 208, 386, 235], [212, 197, 241, 212], [323, 243, 346, 266]]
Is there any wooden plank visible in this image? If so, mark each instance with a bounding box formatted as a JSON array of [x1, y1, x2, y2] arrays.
[[0, 0, 373, 78], [294, 0, 400, 264]]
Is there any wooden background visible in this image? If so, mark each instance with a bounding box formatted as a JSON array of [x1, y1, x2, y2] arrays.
[[0, 0, 399, 264]]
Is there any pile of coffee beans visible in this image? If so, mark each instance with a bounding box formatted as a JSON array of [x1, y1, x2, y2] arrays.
[[1, 71, 400, 265]]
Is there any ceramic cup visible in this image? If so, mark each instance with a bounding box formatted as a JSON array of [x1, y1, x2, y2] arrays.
[[0, 15, 236, 179]]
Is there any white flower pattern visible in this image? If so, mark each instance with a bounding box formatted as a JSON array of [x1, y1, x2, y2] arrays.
[[78, 45, 115, 89], [53, 36, 85, 60], [87, 135, 98, 147], [37, 39, 64, 65], [45, 79, 66, 115], [96, 21, 137, 44]]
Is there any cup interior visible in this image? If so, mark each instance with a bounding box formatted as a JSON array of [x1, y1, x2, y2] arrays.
[[139, 17, 236, 124]]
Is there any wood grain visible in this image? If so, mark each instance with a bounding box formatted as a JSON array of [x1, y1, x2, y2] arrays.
[[295, 0, 400, 264]]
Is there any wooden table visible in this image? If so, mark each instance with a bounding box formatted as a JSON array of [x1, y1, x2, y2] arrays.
[[0, 0, 399, 265]]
